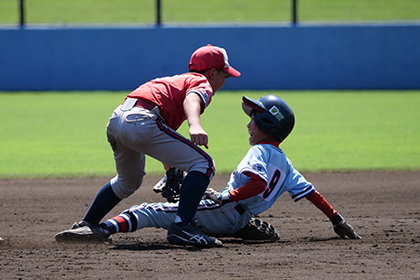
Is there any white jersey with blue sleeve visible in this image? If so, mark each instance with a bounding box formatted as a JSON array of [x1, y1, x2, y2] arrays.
[[227, 144, 315, 216]]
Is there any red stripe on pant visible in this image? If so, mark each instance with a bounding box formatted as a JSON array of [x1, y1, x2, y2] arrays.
[[114, 216, 128, 232], [156, 117, 215, 178]]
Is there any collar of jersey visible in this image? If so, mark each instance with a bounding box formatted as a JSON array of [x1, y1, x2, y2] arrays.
[[258, 141, 280, 147]]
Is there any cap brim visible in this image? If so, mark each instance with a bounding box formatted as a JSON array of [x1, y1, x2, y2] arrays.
[[223, 66, 241, 78], [242, 96, 266, 116]]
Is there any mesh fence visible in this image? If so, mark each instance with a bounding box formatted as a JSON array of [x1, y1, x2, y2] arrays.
[[1, 0, 419, 26]]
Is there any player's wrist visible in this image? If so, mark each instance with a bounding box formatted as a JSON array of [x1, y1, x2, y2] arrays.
[[330, 213, 344, 225], [220, 190, 230, 202], [216, 190, 230, 205]]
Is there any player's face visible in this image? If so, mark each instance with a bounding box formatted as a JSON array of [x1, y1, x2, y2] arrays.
[[208, 68, 229, 92], [247, 116, 272, 146]]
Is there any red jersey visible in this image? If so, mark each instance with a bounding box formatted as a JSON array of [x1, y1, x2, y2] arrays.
[[127, 73, 214, 130]]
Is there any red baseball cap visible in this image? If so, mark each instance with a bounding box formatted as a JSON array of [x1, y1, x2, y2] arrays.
[[188, 44, 241, 78]]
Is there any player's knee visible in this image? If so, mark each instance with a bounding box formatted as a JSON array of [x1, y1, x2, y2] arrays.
[[188, 159, 215, 181], [110, 176, 143, 199]]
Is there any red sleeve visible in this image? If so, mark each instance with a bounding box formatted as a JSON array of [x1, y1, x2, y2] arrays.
[[229, 172, 266, 202], [305, 190, 337, 219]]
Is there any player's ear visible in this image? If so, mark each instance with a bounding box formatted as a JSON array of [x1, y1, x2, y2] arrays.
[[208, 68, 218, 79]]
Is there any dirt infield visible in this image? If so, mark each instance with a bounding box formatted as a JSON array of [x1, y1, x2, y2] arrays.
[[1, 171, 419, 280]]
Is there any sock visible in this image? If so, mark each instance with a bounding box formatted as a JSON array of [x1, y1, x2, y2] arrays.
[[176, 171, 209, 227], [174, 215, 182, 225], [100, 210, 138, 235], [82, 182, 122, 226]]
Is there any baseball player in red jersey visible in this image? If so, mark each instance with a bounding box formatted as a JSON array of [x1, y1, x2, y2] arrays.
[[55, 44, 240, 247]]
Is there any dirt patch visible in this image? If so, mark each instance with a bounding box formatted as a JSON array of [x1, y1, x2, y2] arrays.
[[1, 171, 420, 279]]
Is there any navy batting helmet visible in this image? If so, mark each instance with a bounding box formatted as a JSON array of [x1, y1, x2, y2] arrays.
[[242, 95, 295, 143]]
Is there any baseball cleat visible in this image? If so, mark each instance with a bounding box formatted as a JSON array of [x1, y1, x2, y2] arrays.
[[55, 225, 112, 244], [249, 218, 280, 241], [70, 220, 91, 229], [233, 218, 280, 242], [167, 222, 223, 248]]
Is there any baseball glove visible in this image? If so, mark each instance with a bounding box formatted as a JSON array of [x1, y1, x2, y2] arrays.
[[333, 219, 361, 239], [233, 218, 280, 242], [153, 167, 186, 203]]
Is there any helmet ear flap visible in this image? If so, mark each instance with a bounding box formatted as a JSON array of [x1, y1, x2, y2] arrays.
[[254, 113, 283, 142]]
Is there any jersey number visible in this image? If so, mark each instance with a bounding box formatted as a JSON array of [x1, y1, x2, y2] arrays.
[[262, 169, 281, 199]]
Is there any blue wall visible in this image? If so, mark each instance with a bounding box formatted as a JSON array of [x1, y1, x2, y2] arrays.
[[1, 24, 419, 91]]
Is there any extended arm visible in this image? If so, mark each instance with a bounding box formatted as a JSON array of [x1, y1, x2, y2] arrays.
[[305, 190, 361, 239], [184, 93, 208, 149]]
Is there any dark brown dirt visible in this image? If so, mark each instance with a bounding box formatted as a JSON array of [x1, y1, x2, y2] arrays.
[[1, 171, 419, 279]]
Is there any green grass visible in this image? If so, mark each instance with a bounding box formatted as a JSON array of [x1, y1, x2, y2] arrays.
[[299, 0, 420, 22], [1, 0, 419, 25], [0, 91, 419, 179], [280, 91, 420, 171]]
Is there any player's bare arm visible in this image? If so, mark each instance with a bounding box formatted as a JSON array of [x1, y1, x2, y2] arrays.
[[184, 93, 209, 149]]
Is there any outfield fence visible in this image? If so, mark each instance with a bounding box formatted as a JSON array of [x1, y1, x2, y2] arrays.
[[1, 0, 419, 27], [1, 1, 419, 91]]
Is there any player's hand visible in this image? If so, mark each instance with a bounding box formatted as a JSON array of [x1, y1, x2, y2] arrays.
[[189, 126, 209, 149], [333, 220, 361, 239], [204, 188, 230, 205]]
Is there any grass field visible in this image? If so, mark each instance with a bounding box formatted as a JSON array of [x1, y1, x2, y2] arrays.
[[1, 0, 419, 25], [0, 91, 419, 179]]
